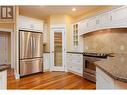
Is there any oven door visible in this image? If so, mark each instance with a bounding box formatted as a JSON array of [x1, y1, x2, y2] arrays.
[[83, 58, 96, 82], [84, 60, 96, 75]]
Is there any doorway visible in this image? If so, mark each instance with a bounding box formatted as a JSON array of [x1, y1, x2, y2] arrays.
[[50, 28, 65, 71], [0, 29, 14, 69], [0, 32, 11, 65]]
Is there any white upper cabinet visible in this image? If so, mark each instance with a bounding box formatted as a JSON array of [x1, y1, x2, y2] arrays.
[[87, 16, 102, 32], [98, 11, 111, 29], [110, 6, 127, 27], [18, 16, 43, 32], [87, 16, 97, 30], [79, 19, 88, 35], [72, 23, 79, 51], [79, 6, 127, 35]]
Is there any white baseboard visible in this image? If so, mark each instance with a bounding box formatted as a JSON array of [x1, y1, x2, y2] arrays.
[[67, 69, 83, 77], [14, 72, 20, 79], [43, 69, 50, 72]]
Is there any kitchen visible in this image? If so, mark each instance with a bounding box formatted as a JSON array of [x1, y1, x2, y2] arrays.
[[0, 5, 127, 90]]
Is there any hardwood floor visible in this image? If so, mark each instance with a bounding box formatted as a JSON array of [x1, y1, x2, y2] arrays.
[[7, 69, 96, 90]]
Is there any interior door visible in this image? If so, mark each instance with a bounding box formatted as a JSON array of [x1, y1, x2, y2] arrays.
[[32, 32, 43, 58], [50, 28, 65, 71], [20, 31, 32, 59]]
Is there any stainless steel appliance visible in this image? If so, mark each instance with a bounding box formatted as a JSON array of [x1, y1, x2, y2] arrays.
[[83, 52, 108, 82], [19, 30, 43, 76]]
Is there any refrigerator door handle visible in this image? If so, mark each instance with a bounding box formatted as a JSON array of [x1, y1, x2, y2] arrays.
[[31, 35, 33, 56], [33, 36, 35, 53], [32, 35, 35, 56]]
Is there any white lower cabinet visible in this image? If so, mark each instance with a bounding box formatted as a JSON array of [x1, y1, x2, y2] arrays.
[[66, 53, 83, 76], [43, 53, 50, 71], [96, 67, 127, 89], [0, 70, 7, 90], [96, 67, 114, 89]]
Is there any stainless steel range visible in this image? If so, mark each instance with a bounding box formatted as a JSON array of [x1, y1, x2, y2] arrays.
[[83, 52, 109, 82]]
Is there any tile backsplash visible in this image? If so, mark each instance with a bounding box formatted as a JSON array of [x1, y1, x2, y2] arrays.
[[84, 28, 127, 53]]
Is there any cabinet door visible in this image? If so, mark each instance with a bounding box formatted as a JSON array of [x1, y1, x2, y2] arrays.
[[96, 67, 115, 89], [79, 20, 89, 35], [67, 54, 83, 75], [43, 53, 50, 71], [72, 23, 79, 51], [0, 71, 7, 90], [19, 16, 43, 31], [98, 12, 111, 28], [111, 6, 127, 23], [30, 20, 43, 31], [87, 16, 100, 32], [87, 16, 97, 29], [19, 16, 31, 30]]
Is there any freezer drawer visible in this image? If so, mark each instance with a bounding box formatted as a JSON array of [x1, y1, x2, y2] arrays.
[[20, 58, 43, 76]]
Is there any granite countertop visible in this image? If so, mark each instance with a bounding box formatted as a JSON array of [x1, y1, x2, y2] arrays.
[[0, 64, 10, 72], [95, 54, 127, 83]]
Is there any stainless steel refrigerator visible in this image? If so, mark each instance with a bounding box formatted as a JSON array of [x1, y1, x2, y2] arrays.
[[19, 30, 43, 76]]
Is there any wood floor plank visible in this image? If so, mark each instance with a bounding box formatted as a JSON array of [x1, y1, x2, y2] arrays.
[[7, 69, 96, 90]]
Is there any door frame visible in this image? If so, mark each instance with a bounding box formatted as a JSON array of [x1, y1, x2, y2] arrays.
[[0, 28, 14, 68], [50, 27, 66, 71]]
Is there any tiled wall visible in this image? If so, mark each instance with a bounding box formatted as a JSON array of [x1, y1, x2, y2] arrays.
[[84, 28, 127, 53]]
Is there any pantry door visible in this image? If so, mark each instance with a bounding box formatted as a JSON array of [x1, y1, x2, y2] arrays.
[[50, 28, 65, 71]]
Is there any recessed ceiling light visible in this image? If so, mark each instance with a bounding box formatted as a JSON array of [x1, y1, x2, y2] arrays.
[[72, 8, 76, 11]]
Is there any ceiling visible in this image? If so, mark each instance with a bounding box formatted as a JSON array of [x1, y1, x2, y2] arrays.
[[19, 6, 111, 19]]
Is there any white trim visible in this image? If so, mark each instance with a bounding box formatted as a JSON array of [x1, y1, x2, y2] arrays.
[[0, 28, 13, 32], [0, 28, 14, 69], [68, 70, 83, 77], [19, 27, 43, 33], [43, 69, 50, 72], [50, 25, 66, 29], [11, 31, 14, 69], [14, 72, 20, 79]]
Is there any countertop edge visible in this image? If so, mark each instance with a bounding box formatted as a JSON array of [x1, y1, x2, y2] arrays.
[[95, 63, 127, 83], [0, 64, 11, 72], [0, 67, 9, 72], [67, 51, 83, 54]]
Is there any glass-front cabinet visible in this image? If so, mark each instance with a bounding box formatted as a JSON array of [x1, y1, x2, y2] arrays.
[[72, 23, 79, 50]]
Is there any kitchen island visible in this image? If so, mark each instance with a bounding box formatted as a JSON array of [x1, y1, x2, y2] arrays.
[[0, 64, 10, 90], [95, 54, 127, 89]]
